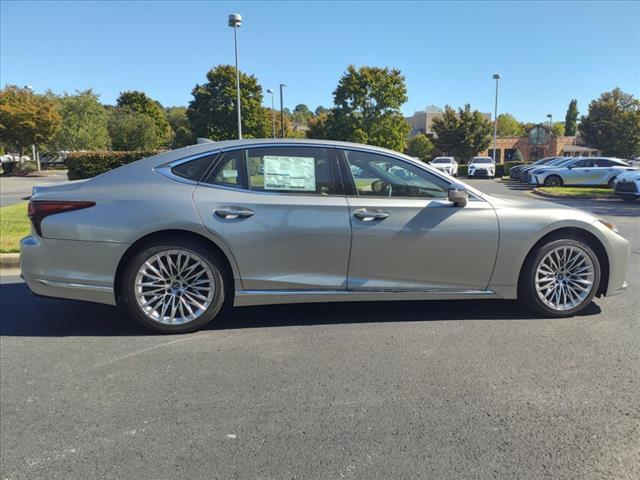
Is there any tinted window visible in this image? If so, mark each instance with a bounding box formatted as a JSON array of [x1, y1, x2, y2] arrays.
[[595, 159, 613, 167], [473, 158, 493, 164], [343, 150, 449, 199], [207, 150, 243, 188], [203, 146, 337, 195], [171, 155, 214, 181]]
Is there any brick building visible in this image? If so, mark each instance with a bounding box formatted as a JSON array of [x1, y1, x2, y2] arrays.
[[406, 107, 492, 137], [480, 125, 599, 163]]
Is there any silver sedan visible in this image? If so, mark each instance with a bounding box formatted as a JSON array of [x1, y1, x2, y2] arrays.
[[530, 157, 635, 187], [21, 139, 630, 333]]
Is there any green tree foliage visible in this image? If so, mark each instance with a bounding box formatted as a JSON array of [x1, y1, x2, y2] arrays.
[[165, 106, 194, 148], [564, 99, 579, 136], [292, 104, 313, 125], [314, 106, 328, 116], [306, 112, 328, 139], [431, 104, 493, 161], [551, 122, 565, 137], [0, 85, 61, 157], [405, 133, 434, 162], [579, 88, 640, 158], [187, 65, 270, 140], [49, 89, 109, 151], [107, 110, 159, 151], [496, 113, 524, 137], [307, 65, 411, 151], [116, 90, 171, 146]]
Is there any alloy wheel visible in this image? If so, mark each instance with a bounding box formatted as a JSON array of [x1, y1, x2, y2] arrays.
[[134, 249, 216, 325], [534, 245, 595, 311]]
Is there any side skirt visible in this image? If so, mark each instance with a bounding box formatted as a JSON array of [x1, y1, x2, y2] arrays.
[[234, 289, 499, 307]]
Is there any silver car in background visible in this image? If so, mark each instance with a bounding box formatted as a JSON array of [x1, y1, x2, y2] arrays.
[[21, 139, 630, 333], [530, 157, 634, 187]]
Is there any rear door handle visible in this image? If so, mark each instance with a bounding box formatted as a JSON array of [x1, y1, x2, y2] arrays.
[[353, 209, 389, 222], [215, 208, 255, 220]]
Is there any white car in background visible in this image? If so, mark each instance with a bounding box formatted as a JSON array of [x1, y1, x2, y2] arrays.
[[429, 157, 458, 176], [467, 157, 495, 178], [613, 170, 640, 202]]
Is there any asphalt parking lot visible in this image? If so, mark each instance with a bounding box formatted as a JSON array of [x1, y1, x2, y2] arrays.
[[1, 179, 638, 480], [0, 171, 70, 207]]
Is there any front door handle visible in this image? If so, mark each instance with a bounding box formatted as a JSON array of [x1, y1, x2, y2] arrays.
[[353, 209, 389, 222], [215, 208, 255, 220]]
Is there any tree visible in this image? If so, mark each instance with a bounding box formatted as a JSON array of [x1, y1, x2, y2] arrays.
[[579, 88, 640, 158], [314, 106, 328, 116], [165, 106, 194, 148], [405, 133, 434, 162], [48, 89, 109, 151], [307, 65, 411, 151], [496, 113, 524, 137], [107, 110, 159, 151], [187, 65, 270, 140], [306, 112, 328, 139], [551, 122, 565, 137], [564, 99, 579, 136], [0, 85, 61, 161], [116, 90, 171, 146], [431, 104, 493, 161]]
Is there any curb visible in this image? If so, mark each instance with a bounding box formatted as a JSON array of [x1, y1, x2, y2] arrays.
[[0, 253, 20, 270], [531, 188, 615, 200]]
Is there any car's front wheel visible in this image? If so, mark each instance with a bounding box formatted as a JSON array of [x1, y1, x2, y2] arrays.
[[120, 239, 227, 333], [519, 237, 601, 317], [543, 175, 563, 187]]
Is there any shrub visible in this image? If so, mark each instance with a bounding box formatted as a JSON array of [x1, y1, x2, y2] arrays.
[[66, 150, 160, 180], [18, 162, 38, 174], [457, 165, 468, 177], [1, 162, 19, 175]]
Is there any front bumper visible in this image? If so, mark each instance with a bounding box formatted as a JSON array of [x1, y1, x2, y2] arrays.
[[20, 235, 127, 306]]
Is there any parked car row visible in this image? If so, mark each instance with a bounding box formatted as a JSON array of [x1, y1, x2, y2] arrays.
[[613, 170, 640, 202], [510, 156, 636, 188]]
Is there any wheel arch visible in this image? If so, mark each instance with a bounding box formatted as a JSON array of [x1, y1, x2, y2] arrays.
[[113, 229, 240, 301], [517, 227, 609, 297]]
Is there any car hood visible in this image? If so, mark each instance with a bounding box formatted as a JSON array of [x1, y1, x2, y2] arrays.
[[615, 170, 640, 182], [431, 164, 454, 169]]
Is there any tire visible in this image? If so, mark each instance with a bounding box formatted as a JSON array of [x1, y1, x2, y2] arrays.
[[621, 194, 638, 202], [518, 237, 601, 317], [120, 238, 228, 334], [607, 177, 616, 189], [544, 175, 563, 187]]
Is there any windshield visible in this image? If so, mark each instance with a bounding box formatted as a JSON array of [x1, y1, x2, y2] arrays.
[[472, 158, 493, 164], [432, 158, 452, 164]]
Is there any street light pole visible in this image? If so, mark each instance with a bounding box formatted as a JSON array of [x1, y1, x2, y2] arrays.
[[279, 83, 286, 138], [267, 89, 276, 138], [492, 73, 501, 163], [228, 13, 243, 139]]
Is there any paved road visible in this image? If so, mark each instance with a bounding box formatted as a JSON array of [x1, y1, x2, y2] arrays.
[[0, 172, 70, 207], [1, 180, 638, 480]]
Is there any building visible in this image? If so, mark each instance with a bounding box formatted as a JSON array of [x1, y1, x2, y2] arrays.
[[405, 107, 492, 137], [480, 125, 599, 163]]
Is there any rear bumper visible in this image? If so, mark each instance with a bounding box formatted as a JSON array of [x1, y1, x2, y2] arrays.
[[20, 235, 126, 306]]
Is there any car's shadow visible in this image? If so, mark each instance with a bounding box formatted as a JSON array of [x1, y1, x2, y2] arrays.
[[0, 282, 602, 337]]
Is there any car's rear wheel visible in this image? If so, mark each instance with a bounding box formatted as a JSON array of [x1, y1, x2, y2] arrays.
[[544, 175, 563, 187], [121, 239, 227, 333], [519, 237, 600, 317]]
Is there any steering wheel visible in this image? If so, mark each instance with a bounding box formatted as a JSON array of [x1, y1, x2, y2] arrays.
[[371, 180, 393, 197]]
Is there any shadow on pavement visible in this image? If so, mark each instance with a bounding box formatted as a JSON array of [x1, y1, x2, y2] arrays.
[[0, 281, 602, 337]]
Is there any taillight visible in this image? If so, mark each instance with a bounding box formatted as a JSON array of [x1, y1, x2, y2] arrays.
[[27, 200, 95, 236]]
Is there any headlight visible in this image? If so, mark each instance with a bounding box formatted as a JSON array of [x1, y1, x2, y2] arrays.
[[597, 220, 619, 233]]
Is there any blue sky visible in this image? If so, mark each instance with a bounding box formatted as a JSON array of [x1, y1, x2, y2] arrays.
[[1, 1, 638, 122]]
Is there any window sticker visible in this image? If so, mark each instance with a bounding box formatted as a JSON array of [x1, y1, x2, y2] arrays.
[[263, 156, 316, 191], [222, 169, 238, 178]]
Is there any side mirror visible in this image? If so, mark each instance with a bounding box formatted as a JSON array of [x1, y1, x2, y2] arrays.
[[448, 184, 468, 207]]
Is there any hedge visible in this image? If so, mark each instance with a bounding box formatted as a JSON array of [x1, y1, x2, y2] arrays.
[[455, 161, 525, 178], [66, 150, 160, 180]]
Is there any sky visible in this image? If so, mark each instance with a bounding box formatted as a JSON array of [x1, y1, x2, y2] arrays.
[[1, 1, 639, 123]]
